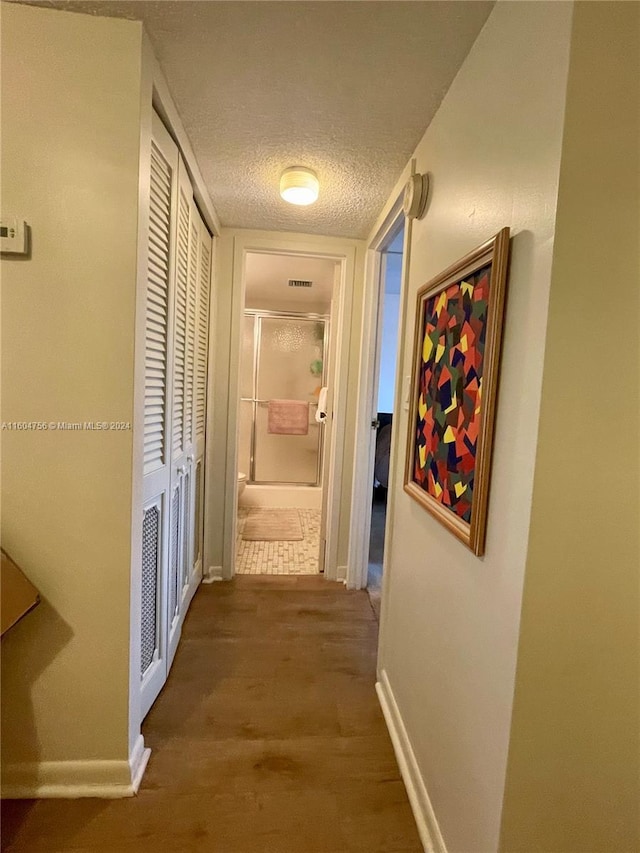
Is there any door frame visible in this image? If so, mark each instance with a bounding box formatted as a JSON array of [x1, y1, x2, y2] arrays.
[[346, 193, 410, 590], [221, 234, 356, 582]]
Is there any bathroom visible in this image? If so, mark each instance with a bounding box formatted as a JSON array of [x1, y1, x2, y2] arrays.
[[236, 251, 339, 575]]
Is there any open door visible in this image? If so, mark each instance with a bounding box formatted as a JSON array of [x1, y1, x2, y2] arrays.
[[318, 264, 342, 576], [366, 229, 404, 610]]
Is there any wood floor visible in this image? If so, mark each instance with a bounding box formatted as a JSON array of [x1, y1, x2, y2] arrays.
[[1, 575, 422, 852]]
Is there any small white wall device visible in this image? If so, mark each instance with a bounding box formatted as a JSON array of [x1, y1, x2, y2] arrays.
[[1, 218, 29, 254], [403, 173, 429, 220]]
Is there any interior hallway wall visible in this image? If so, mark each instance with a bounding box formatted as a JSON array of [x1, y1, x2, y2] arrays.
[[207, 229, 365, 579], [499, 4, 640, 850], [372, 2, 574, 850], [1, 3, 143, 788]]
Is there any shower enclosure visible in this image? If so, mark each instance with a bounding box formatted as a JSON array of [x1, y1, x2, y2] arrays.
[[239, 310, 328, 487]]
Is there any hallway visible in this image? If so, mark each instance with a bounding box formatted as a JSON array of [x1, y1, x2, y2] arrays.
[[1, 577, 422, 852]]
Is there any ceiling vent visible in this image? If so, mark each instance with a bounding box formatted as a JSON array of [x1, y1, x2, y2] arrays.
[[288, 279, 313, 288]]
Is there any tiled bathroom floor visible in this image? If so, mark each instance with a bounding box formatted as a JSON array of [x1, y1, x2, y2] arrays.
[[236, 507, 321, 575]]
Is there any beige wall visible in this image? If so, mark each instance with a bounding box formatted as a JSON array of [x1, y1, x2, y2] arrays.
[[207, 228, 365, 576], [499, 4, 640, 850], [1, 2, 142, 781], [374, 3, 574, 850]]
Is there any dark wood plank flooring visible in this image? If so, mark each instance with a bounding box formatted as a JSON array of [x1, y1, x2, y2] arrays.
[[2, 575, 422, 852]]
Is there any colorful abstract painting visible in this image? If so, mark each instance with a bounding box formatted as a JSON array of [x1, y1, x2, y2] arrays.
[[412, 264, 490, 523], [404, 228, 510, 556]]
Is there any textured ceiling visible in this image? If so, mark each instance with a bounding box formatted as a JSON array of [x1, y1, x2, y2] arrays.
[[24, 1, 493, 238]]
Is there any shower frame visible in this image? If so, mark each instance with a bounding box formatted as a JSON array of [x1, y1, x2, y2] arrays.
[[241, 308, 330, 487]]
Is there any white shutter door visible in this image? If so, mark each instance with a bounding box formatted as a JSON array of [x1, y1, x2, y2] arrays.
[[143, 144, 172, 475], [172, 186, 189, 460], [140, 111, 179, 720], [140, 121, 212, 712], [193, 214, 212, 574], [196, 220, 211, 443], [179, 202, 199, 597], [185, 211, 198, 451], [167, 156, 194, 668]]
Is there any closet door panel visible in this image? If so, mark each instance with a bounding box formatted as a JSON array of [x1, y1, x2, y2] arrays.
[[140, 498, 162, 679], [180, 199, 199, 604], [144, 146, 172, 476], [167, 156, 193, 669], [140, 111, 179, 721], [139, 115, 213, 714], [193, 457, 204, 570], [192, 215, 212, 578], [185, 208, 198, 451], [195, 224, 211, 443], [172, 185, 190, 460], [168, 478, 182, 626]]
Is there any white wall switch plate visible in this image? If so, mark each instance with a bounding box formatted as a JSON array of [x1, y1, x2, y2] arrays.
[[1, 218, 29, 255]]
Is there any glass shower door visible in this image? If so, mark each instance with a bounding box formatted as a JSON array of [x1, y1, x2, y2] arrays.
[[253, 315, 325, 484]]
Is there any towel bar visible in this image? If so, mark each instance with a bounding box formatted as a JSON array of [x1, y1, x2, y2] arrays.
[[241, 398, 318, 406]]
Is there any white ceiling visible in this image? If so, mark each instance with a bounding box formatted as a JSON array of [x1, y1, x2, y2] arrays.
[[25, 0, 493, 239], [245, 253, 337, 313]]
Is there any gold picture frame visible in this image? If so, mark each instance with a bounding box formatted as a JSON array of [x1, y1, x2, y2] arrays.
[[404, 228, 510, 556]]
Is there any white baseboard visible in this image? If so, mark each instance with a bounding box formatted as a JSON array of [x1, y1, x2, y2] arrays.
[[1, 735, 151, 799], [129, 734, 151, 794], [376, 669, 448, 853], [202, 564, 224, 583], [183, 566, 202, 603], [337, 564, 347, 582]]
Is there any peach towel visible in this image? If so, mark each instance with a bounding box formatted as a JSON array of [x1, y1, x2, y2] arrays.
[[267, 400, 309, 435]]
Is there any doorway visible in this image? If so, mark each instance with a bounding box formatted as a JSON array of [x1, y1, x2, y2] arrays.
[[235, 252, 339, 576], [367, 225, 404, 614], [346, 194, 407, 594]]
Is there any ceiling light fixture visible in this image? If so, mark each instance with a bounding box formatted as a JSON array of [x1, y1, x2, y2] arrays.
[[280, 167, 319, 206]]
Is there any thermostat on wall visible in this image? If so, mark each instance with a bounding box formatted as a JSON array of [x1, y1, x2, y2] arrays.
[[1, 218, 29, 255]]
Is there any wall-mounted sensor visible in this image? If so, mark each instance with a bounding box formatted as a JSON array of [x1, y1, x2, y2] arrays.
[[1, 218, 29, 255], [403, 174, 429, 220]]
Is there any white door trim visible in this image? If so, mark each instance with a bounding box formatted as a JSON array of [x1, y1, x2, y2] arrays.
[[222, 234, 356, 582], [346, 193, 408, 590]]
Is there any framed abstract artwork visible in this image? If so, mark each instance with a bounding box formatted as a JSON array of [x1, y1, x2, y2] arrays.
[[404, 228, 510, 556]]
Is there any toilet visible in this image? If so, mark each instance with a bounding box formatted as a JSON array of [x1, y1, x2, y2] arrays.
[[237, 471, 247, 500]]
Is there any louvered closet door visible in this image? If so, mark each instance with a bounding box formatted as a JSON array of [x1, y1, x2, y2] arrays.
[[167, 154, 194, 669], [140, 111, 179, 720], [180, 199, 199, 599], [191, 211, 212, 581]]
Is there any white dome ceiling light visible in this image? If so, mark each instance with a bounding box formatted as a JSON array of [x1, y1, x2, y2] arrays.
[[280, 167, 319, 206]]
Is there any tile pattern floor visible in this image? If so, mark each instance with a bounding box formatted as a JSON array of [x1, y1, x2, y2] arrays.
[[1, 575, 423, 852], [236, 507, 321, 575]]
